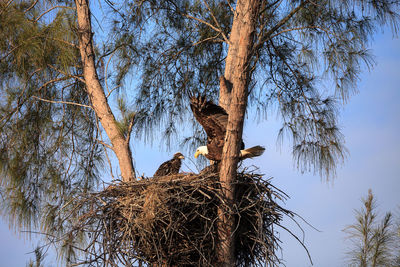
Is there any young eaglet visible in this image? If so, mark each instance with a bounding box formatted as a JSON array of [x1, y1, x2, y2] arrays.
[[153, 152, 185, 177], [189, 95, 265, 162]]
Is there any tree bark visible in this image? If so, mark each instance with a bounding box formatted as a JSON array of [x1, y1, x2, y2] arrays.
[[75, 0, 135, 182], [217, 0, 260, 266]]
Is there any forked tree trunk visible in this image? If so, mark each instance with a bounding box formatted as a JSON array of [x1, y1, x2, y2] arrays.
[[75, 0, 135, 182], [217, 0, 260, 266]]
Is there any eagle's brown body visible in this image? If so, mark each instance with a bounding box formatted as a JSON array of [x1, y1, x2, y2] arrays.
[[154, 152, 184, 177], [190, 96, 247, 162], [190, 96, 230, 161]]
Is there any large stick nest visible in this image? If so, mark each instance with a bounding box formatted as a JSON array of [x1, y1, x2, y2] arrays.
[[68, 170, 293, 266]]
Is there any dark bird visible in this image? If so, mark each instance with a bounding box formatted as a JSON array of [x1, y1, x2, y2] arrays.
[[154, 152, 185, 177], [190, 95, 265, 163]]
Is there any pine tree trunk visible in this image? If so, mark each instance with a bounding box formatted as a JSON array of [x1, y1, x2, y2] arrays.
[[217, 0, 260, 265], [75, 0, 135, 182]]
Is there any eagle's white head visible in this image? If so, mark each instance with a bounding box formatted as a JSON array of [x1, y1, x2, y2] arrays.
[[194, 146, 208, 158]]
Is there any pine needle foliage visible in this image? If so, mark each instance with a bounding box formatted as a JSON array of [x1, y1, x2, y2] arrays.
[[26, 246, 46, 267], [105, 0, 232, 150], [104, 0, 399, 179], [0, 0, 399, 265], [343, 189, 399, 267], [0, 0, 103, 242]]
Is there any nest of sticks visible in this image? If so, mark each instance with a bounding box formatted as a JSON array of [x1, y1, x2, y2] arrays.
[[68, 170, 293, 266]]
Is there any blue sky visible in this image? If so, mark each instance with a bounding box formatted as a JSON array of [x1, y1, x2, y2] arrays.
[[0, 30, 399, 267], [268, 32, 400, 266]]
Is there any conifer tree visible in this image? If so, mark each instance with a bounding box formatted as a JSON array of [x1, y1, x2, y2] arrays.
[[0, 0, 102, 234], [344, 190, 399, 267], [0, 0, 399, 266], [106, 1, 399, 264]]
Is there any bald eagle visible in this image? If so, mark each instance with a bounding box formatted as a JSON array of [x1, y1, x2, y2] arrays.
[[154, 152, 185, 177], [190, 95, 265, 162]]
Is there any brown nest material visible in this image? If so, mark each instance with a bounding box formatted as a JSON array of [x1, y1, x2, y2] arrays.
[[67, 170, 294, 266]]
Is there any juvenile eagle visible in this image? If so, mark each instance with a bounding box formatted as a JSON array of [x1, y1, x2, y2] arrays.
[[154, 152, 185, 177], [190, 95, 265, 162]]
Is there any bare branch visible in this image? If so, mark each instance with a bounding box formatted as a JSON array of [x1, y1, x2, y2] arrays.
[[36, 76, 75, 92], [183, 14, 220, 34], [47, 37, 78, 48], [125, 114, 136, 145], [34, 5, 74, 22], [225, 0, 234, 13], [95, 138, 113, 150], [106, 85, 121, 98], [192, 33, 223, 46], [201, 0, 230, 44], [269, 25, 319, 39], [105, 50, 117, 96], [256, 0, 310, 49], [32, 95, 93, 109], [24, 0, 38, 14], [47, 64, 85, 83], [182, 12, 229, 44], [277, 223, 313, 265], [260, 0, 282, 14], [94, 117, 115, 180]]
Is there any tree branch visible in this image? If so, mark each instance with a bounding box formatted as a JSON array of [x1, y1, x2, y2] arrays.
[[183, 14, 220, 34], [47, 37, 78, 48], [24, 0, 38, 14], [95, 138, 113, 150], [0, 36, 39, 62], [34, 5, 74, 22], [32, 95, 93, 109], [47, 64, 85, 83], [260, 0, 282, 14], [192, 33, 223, 46], [75, 0, 135, 181], [94, 117, 115, 179], [104, 50, 117, 96], [256, 0, 310, 49], [183, 12, 229, 44], [271, 40, 318, 125], [201, 0, 230, 44], [277, 223, 314, 265], [125, 114, 136, 145], [269, 25, 319, 39]]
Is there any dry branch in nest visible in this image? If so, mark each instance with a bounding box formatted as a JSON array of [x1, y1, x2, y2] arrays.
[[65, 170, 296, 266]]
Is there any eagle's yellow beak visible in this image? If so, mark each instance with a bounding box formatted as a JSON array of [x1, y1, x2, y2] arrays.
[[194, 151, 200, 158], [179, 155, 185, 159]]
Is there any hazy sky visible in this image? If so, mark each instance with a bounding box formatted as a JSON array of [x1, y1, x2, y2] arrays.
[[0, 30, 399, 267]]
